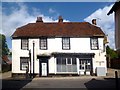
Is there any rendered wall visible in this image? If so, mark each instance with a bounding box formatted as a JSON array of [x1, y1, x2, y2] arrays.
[[12, 37, 107, 74]]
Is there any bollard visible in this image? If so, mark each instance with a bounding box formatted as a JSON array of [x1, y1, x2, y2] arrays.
[[115, 71, 119, 90]]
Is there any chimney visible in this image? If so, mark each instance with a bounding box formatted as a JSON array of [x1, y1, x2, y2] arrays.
[[92, 19, 97, 25], [58, 16, 63, 23], [36, 17, 43, 23]]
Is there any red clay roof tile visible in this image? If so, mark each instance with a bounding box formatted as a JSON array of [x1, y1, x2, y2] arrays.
[[12, 22, 105, 38]]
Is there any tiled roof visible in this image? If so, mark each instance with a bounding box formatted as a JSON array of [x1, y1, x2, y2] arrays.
[[2, 55, 12, 65], [12, 21, 105, 38]]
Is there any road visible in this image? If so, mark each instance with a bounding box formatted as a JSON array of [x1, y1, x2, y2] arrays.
[[1, 68, 120, 90], [23, 76, 117, 89]]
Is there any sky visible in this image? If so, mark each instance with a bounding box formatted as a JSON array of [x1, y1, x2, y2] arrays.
[[1, 1, 116, 50]]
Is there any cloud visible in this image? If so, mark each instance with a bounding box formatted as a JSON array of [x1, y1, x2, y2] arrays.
[[2, 2, 70, 49], [2, 3, 69, 37], [84, 4, 115, 49], [49, 8, 56, 13]]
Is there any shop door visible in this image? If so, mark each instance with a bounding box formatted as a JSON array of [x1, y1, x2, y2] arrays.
[[79, 59, 92, 75]]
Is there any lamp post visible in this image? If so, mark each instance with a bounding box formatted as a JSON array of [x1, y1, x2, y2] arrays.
[[33, 40, 35, 78]]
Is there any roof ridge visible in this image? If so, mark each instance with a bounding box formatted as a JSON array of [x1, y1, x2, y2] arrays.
[[27, 22, 91, 25]]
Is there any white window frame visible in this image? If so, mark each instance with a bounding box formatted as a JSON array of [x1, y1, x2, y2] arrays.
[[40, 37, 47, 50], [21, 39, 29, 50], [90, 37, 99, 50], [66, 58, 72, 65], [62, 37, 70, 50], [20, 57, 29, 71]]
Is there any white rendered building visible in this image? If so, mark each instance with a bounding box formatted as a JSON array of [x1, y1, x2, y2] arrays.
[[12, 17, 107, 77]]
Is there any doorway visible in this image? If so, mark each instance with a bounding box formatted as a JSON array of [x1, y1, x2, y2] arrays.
[[38, 56, 50, 77], [79, 59, 92, 75], [41, 63, 47, 76]]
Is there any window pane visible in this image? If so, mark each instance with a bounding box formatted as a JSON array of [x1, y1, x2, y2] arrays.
[[72, 65, 77, 72], [56, 57, 77, 72], [57, 57, 61, 64], [67, 65, 72, 72], [62, 58, 66, 65], [62, 38, 70, 50], [21, 39, 28, 50], [57, 65, 62, 72], [72, 58, 76, 64], [22, 63, 28, 70], [67, 58, 71, 64], [62, 65, 66, 72], [91, 38, 98, 50], [20, 57, 29, 70], [40, 38, 47, 50]]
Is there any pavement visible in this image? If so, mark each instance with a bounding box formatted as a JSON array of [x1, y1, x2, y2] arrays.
[[1, 71, 11, 79], [1, 68, 120, 90]]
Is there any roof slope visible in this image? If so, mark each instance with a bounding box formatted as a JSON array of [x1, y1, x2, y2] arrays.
[[12, 22, 105, 38]]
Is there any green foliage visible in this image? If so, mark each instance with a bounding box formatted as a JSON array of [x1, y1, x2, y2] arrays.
[[106, 45, 119, 59], [0, 34, 9, 57]]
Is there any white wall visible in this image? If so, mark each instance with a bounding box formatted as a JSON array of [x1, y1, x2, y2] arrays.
[[37, 38, 91, 54], [12, 37, 107, 74], [12, 39, 29, 73], [48, 57, 56, 74]]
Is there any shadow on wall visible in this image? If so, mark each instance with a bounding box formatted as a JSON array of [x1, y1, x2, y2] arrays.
[[2, 78, 32, 90], [84, 78, 120, 90]]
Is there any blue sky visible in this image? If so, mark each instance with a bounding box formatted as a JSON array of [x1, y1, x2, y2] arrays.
[[1, 2, 115, 50]]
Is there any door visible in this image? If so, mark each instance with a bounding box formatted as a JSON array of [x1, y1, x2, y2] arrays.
[[79, 59, 92, 75], [41, 63, 47, 76], [38, 56, 49, 77], [79, 60, 86, 75]]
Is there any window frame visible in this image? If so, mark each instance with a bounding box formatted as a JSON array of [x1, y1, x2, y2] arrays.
[[56, 57, 77, 72], [62, 37, 70, 50], [66, 58, 72, 65], [21, 38, 29, 50], [39, 37, 48, 50], [90, 37, 99, 50], [20, 57, 29, 71]]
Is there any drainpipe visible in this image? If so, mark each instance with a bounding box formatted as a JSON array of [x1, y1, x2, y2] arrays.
[[29, 49, 31, 78], [33, 41, 35, 78]]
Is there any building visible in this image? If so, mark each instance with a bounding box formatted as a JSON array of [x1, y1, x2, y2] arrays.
[[12, 16, 107, 77], [108, 1, 120, 52]]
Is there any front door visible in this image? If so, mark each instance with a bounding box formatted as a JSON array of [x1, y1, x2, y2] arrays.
[[38, 57, 49, 77], [41, 63, 47, 76]]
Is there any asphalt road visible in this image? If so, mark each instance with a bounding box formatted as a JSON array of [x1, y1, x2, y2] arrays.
[[2, 76, 120, 90], [1, 69, 120, 90], [23, 76, 117, 89]]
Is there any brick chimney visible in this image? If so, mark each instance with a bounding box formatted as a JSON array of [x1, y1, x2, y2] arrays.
[[36, 17, 43, 23], [92, 19, 97, 25], [58, 16, 63, 23]]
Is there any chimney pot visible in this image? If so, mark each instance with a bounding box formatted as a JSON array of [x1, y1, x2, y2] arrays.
[[36, 17, 43, 22], [92, 19, 97, 25], [58, 16, 63, 22]]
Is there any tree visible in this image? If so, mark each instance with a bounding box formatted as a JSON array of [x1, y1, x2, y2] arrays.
[[0, 34, 9, 57], [106, 45, 119, 59]]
